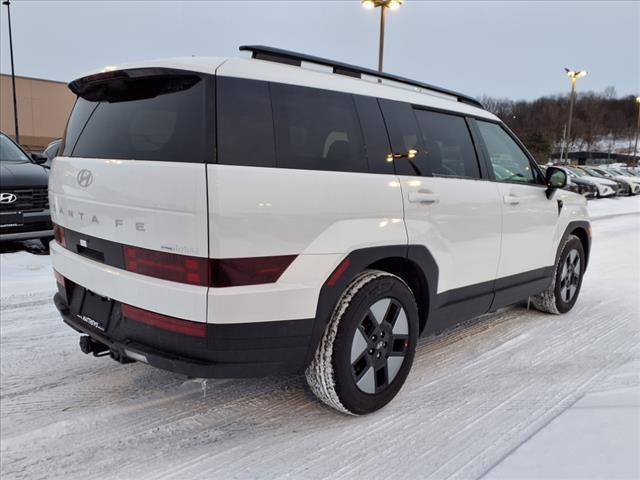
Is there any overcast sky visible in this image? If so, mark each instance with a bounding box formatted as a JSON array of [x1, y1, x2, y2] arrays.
[[1, 1, 638, 100]]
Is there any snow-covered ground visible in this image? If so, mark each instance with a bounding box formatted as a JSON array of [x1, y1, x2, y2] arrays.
[[1, 197, 639, 480]]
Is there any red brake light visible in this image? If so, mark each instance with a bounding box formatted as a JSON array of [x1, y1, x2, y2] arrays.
[[121, 304, 206, 337], [210, 255, 297, 288], [53, 224, 66, 248], [53, 269, 65, 286], [123, 245, 209, 286]]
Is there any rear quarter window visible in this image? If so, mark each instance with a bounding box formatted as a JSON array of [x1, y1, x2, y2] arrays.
[[270, 83, 367, 173]]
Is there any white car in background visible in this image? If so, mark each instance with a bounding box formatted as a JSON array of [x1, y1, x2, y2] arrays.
[[603, 167, 640, 195], [579, 166, 634, 196], [563, 166, 618, 198]]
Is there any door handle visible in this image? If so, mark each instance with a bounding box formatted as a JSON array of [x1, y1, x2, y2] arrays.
[[503, 194, 520, 205], [408, 191, 440, 204]]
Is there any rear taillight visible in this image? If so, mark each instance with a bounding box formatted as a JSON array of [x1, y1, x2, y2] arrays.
[[53, 269, 65, 286], [210, 255, 297, 288], [56, 226, 295, 288], [53, 224, 66, 248], [121, 304, 206, 337], [124, 245, 209, 287]]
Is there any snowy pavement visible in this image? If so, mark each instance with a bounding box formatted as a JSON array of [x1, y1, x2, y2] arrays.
[[1, 197, 639, 480]]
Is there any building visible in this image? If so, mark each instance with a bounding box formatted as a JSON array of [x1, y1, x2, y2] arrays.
[[549, 151, 640, 165], [0, 73, 75, 152]]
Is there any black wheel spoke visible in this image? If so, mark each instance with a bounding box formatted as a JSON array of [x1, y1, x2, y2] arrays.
[[389, 334, 409, 356], [374, 364, 388, 391]]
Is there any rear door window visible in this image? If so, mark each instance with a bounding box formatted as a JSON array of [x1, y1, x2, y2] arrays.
[[414, 109, 481, 179], [66, 71, 211, 163], [270, 83, 367, 173]]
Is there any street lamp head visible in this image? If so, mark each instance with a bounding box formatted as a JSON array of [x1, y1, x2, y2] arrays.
[[361, 0, 403, 9], [565, 68, 587, 80], [2, 1, 11, 5], [635, 96, 640, 104]]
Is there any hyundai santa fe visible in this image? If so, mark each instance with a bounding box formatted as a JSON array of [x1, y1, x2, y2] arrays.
[[50, 46, 590, 414]]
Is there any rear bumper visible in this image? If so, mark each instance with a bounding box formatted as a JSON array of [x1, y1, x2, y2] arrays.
[[54, 291, 313, 378]]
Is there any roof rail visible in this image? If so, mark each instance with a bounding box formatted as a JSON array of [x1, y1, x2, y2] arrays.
[[239, 45, 484, 109]]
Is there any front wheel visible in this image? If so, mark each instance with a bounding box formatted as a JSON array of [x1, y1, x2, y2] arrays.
[[531, 235, 585, 314], [305, 270, 419, 415]]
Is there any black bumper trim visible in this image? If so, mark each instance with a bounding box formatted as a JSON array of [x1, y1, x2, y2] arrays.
[[54, 293, 313, 378]]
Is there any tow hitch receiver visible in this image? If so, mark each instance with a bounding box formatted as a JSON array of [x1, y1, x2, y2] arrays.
[[79, 335, 109, 356]]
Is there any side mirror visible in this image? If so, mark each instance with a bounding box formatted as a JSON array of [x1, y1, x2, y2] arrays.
[[31, 152, 48, 165], [546, 167, 567, 189]]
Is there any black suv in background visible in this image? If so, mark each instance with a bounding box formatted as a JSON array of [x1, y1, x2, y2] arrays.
[[0, 132, 53, 244]]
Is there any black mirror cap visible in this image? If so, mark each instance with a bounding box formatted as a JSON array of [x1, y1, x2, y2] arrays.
[[546, 166, 567, 189], [31, 152, 48, 165]]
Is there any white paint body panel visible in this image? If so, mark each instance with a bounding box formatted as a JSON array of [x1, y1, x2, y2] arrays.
[[400, 176, 503, 293], [496, 183, 560, 277], [207, 164, 405, 257], [49, 157, 209, 257], [50, 242, 208, 322], [206, 164, 405, 323]]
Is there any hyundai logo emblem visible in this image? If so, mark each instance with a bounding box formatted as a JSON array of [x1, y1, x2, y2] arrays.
[[0, 193, 17, 204], [77, 169, 93, 188]]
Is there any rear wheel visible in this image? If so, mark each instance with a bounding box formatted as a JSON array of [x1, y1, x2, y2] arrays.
[[531, 235, 585, 314], [305, 270, 419, 415]]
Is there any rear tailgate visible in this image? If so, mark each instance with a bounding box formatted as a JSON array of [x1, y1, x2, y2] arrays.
[[49, 67, 213, 322]]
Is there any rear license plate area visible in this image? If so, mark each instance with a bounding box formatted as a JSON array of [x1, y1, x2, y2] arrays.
[[0, 212, 23, 227], [77, 290, 113, 332]]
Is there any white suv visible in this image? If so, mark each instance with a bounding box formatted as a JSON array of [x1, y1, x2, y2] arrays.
[[50, 46, 590, 414]]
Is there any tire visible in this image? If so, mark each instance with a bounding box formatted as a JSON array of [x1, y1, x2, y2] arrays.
[[39, 236, 54, 248], [531, 235, 585, 314], [305, 270, 419, 415]]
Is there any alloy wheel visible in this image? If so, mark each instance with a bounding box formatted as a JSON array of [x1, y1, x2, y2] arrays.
[[350, 298, 409, 394], [560, 248, 581, 303]]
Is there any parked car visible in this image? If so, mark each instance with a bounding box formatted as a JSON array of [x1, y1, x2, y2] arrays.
[[50, 46, 590, 414], [42, 138, 62, 168], [0, 131, 53, 244], [540, 165, 596, 198], [579, 166, 632, 196], [562, 166, 617, 198], [601, 166, 640, 195]]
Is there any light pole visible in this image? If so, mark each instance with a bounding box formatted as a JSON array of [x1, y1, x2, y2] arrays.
[[561, 68, 587, 164], [2, 0, 20, 144], [361, 0, 403, 72], [633, 96, 640, 164]]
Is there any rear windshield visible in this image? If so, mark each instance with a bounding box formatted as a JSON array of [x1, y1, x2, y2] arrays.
[[62, 70, 211, 163]]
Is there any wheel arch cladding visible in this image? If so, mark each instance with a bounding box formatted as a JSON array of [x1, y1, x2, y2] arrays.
[[569, 225, 590, 269], [366, 256, 430, 335], [304, 245, 438, 368], [555, 221, 590, 270]]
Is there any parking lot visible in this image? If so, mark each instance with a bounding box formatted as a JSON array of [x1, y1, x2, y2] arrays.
[[0, 196, 638, 480]]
